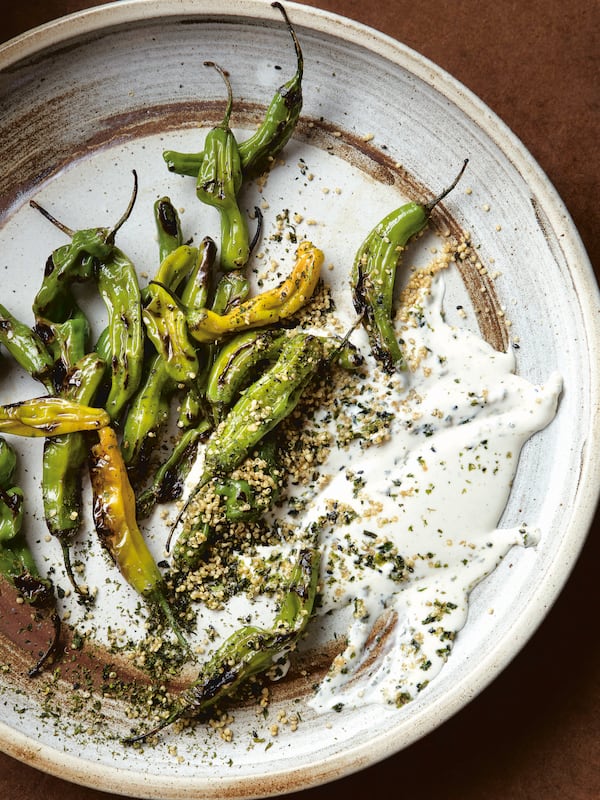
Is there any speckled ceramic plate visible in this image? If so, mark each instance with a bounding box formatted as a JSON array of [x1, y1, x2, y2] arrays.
[[0, 1, 598, 797]]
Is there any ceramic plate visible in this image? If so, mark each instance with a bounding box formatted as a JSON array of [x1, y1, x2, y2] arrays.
[[0, 1, 598, 797]]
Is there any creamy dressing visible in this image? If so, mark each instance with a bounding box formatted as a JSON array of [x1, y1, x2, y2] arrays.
[[285, 274, 563, 711]]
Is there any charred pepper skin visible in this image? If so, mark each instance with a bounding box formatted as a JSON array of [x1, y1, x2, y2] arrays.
[[163, 2, 303, 180], [351, 160, 468, 372], [169, 332, 323, 544], [188, 240, 323, 343], [206, 329, 286, 418], [142, 281, 201, 386], [89, 426, 189, 650], [196, 62, 249, 272], [154, 196, 183, 264], [96, 247, 145, 422], [42, 354, 106, 597], [0, 304, 55, 392], [203, 332, 323, 479], [0, 436, 61, 677], [124, 544, 320, 744]]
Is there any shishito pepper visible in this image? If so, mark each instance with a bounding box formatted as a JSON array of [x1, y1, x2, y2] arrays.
[[89, 426, 189, 650], [169, 332, 324, 546], [142, 280, 201, 386], [0, 437, 61, 677], [0, 396, 109, 437], [30, 173, 138, 326], [351, 160, 468, 372], [124, 543, 320, 744], [188, 240, 323, 343], [163, 2, 304, 181], [42, 354, 106, 598], [0, 304, 55, 392], [96, 246, 145, 421], [196, 62, 249, 272]]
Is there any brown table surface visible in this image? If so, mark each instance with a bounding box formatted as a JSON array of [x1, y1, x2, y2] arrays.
[[1, 1, 599, 798]]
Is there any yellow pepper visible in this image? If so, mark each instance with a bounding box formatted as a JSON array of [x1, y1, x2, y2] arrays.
[[89, 426, 189, 649], [187, 240, 323, 343], [0, 397, 110, 437]]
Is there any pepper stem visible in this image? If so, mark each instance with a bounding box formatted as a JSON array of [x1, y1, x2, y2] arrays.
[[60, 540, 90, 602], [106, 169, 138, 245], [28, 611, 62, 678], [272, 1, 304, 81], [204, 62, 233, 129], [150, 586, 191, 653], [249, 206, 264, 255], [29, 200, 75, 237], [423, 158, 469, 214]]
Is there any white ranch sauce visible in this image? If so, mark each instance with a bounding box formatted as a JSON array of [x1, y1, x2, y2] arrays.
[[289, 273, 562, 712]]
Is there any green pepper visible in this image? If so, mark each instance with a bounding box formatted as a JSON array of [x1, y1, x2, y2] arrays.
[[123, 239, 217, 484], [215, 436, 281, 522], [142, 281, 200, 386], [154, 196, 183, 264], [205, 329, 286, 418], [236, 1, 304, 178], [351, 160, 468, 372], [42, 354, 106, 598], [163, 2, 303, 180], [169, 332, 323, 544], [124, 543, 320, 744], [196, 62, 249, 272], [96, 246, 144, 421], [135, 419, 212, 520], [0, 304, 55, 392], [30, 174, 138, 325]]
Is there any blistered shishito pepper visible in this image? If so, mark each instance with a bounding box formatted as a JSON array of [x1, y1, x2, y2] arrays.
[[142, 281, 200, 386], [0, 396, 109, 437], [135, 419, 212, 520], [123, 244, 199, 479], [124, 543, 320, 744], [0, 436, 61, 677], [121, 352, 173, 485], [236, 1, 304, 178], [42, 354, 106, 597], [154, 196, 183, 264], [196, 62, 249, 271], [163, 2, 303, 180], [351, 160, 468, 372], [204, 332, 322, 478], [188, 240, 322, 343], [0, 304, 55, 392], [205, 329, 286, 415], [89, 426, 189, 649], [169, 332, 323, 542], [96, 246, 144, 421], [141, 244, 198, 307], [30, 174, 138, 324], [215, 436, 282, 523]]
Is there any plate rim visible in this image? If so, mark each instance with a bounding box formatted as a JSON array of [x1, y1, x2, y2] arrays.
[[1, 1, 599, 796]]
